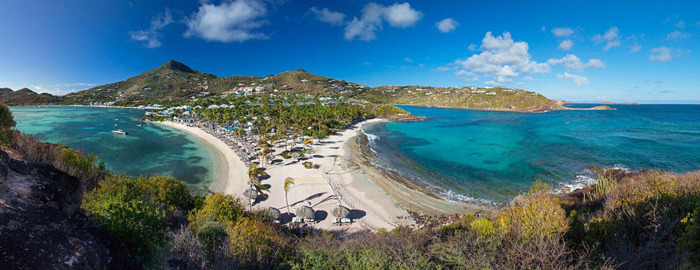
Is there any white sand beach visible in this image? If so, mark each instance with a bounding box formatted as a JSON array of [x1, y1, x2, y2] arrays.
[[155, 119, 415, 232]]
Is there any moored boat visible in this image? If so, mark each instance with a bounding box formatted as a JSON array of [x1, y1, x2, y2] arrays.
[[111, 129, 128, 135]]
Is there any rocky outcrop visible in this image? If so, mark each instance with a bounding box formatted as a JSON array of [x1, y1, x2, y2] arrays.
[[0, 150, 141, 269]]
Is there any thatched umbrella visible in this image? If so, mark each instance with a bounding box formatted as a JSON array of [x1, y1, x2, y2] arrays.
[[267, 207, 281, 219], [243, 189, 258, 199], [296, 206, 315, 219], [331, 206, 350, 218]]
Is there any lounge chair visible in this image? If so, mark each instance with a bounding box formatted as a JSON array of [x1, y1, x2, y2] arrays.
[[306, 217, 315, 223], [292, 217, 303, 223], [341, 217, 352, 224], [273, 219, 281, 224]]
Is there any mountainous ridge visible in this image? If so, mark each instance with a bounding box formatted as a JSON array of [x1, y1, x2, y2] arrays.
[[4, 60, 570, 112], [0, 87, 60, 105]]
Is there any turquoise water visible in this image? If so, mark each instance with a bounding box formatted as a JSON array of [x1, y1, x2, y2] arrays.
[[364, 104, 700, 205], [10, 106, 216, 193]]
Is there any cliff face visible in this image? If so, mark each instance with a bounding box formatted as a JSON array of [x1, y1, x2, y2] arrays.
[[0, 150, 141, 269]]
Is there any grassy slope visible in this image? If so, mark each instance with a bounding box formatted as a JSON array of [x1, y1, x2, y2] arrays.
[[361, 86, 564, 112]]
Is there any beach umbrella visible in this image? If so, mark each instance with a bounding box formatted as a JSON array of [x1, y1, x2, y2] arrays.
[[243, 189, 258, 199], [267, 207, 281, 219], [331, 206, 350, 218], [296, 206, 315, 219]]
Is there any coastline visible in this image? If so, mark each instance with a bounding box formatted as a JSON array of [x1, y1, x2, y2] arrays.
[[349, 130, 484, 216], [391, 103, 615, 113], [151, 119, 417, 232]]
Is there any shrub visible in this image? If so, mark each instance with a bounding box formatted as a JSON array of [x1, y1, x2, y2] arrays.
[[470, 218, 498, 238], [196, 222, 228, 265], [0, 102, 16, 146], [227, 217, 290, 268], [302, 161, 313, 169], [498, 182, 569, 241], [188, 193, 246, 231], [86, 198, 167, 257], [133, 175, 193, 211], [82, 174, 194, 258], [679, 205, 700, 267]]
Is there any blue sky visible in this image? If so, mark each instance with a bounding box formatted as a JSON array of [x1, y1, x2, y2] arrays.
[[0, 0, 698, 103]]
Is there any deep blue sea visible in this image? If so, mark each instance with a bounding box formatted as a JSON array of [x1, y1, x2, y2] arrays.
[[10, 106, 216, 193], [364, 104, 700, 205]]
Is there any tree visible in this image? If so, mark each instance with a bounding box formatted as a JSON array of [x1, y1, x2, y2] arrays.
[[0, 102, 16, 146], [247, 164, 269, 211], [283, 177, 295, 215]]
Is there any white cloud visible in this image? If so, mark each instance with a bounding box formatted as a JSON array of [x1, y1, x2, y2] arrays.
[[675, 20, 686, 29], [551, 27, 574, 37], [309, 7, 346, 26], [383, 3, 423, 28], [468, 44, 477, 51], [404, 57, 413, 63], [454, 70, 479, 81], [129, 9, 174, 48], [649, 47, 673, 62], [557, 72, 589, 85], [484, 80, 500, 87], [592, 26, 621, 50], [447, 32, 604, 85], [184, 0, 268, 42], [364, 61, 371, 66], [629, 43, 641, 53], [452, 32, 550, 84], [436, 18, 458, 33], [558, 39, 574, 51], [547, 54, 605, 69], [434, 66, 451, 72], [523, 76, 534, 81], [666, 30, 691, 40], [344, 2, 422, 41], [30, 83, 96, 95]]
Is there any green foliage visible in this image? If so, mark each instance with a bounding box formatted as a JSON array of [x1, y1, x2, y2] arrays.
[[188, 193, 246, 231], [0, 102, 16, 146], [498, 183, 568, 241], [88, 198, 167, 257], [196, 222, 228, 264], [679, 205, 700, 266], [227, 217, 291, 268], [470, 218, 498, 238], [82, 174, 194, 258]]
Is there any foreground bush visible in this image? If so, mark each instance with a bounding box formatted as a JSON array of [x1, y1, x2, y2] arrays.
[[566, 170, 700, 268], [82, 174, 194, 258], [188, 193, 246, 231], [0, 102, 16, 146], [227, 217, 291, 268]]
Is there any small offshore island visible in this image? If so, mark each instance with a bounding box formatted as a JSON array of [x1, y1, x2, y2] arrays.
[[2, 60, 698, 269]]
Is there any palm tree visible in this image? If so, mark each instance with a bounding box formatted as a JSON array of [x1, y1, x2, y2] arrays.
[[247, 164, 269, 211], [283, 177, 295, 216]]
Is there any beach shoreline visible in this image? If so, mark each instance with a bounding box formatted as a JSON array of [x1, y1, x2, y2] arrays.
[[349, 130, 485, 216], [151, 119, 424, 231]]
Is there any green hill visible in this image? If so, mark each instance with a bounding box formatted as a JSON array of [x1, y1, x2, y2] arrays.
[[8, 60, 567, 112], [0, 88, 60, 105]]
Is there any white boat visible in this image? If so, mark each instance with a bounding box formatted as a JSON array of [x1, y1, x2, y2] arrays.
[[111, 129, 128, 135]]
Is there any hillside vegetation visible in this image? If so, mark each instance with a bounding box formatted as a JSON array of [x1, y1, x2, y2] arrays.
[[361, 86, 565, 112], [7, 60, 568, 112], [0, 87, 60, 105]]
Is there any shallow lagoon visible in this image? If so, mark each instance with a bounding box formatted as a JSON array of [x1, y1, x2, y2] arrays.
[[364, 104, 700, 204], [11, 106, 216, 193]]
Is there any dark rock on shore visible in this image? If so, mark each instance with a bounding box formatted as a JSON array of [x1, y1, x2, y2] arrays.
[[0, 149, 141, 270]]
